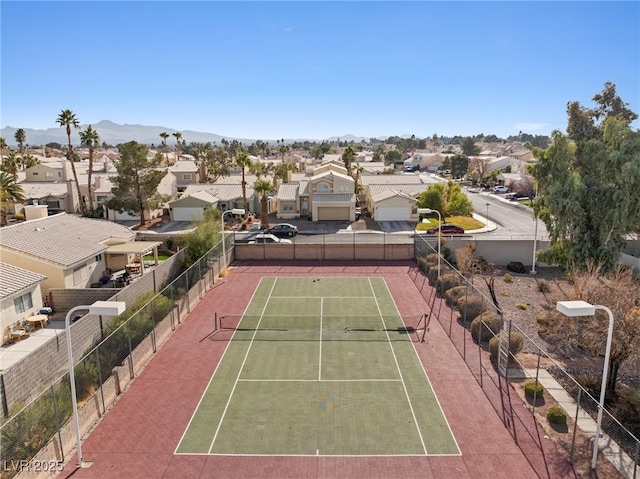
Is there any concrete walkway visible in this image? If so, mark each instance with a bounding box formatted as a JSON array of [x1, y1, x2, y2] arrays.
[[513, 368, 638, 478]]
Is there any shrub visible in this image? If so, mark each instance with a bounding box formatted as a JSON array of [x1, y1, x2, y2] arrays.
[[445, 285, 468, 306], [516, 303, 528, 310], [503, 273, 513, 283], [456, 295, 488, 324], [507, 261, 526, 273], [437, 273, 459, 294], [524, 381, 545, 399], [74, 360, 98, 401], [536, 279, 551, 293], [470, 312, 502, 342], [489, 331, 524, 364], [547, 406, 567, 425]]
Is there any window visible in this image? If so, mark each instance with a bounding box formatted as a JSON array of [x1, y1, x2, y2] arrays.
[[95, 254, 102, 262], [46, 200, 60, 210], [283, 203, 294, 212], [182, 174, 192, 180], [316, 183, 329, 193], [32, 172, 39, 176], [14, 293, 33, 314], [73, 265, 88, 285], [46, 172, 53, 178]]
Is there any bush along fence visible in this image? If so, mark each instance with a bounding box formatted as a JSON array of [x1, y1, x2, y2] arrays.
[[0, 239, 225, 479], [412, 236, 639, 479]]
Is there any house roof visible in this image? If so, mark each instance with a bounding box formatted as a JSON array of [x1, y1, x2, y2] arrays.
[[19, 182, 69, 200], [367, 184, 427, 198], [312, 193, 355, 203], [0, 263, 47, 300], [168, 190, 218, 206], [0, 213, 135, 268], [360, 175, 423, 185], [181, 184, 255, 202], [311, 170, 354, 183], [169, 160, 198, 173], [372, 189, 418, 203], [277, 184, 299, 201]]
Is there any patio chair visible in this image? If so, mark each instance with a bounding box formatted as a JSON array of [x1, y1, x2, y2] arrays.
[[10, 323, 28, 341]]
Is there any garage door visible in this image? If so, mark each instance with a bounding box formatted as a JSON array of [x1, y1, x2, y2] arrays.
[[317, 207, 350, 221], [376, 207, 411, 222], [172, 207, 204, 222]]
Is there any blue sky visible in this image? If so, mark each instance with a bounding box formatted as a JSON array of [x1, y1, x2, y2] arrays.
[[2, 1, 639, 140]]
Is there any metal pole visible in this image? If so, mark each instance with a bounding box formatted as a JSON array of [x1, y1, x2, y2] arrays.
[[531, 213, 538, 275], [485, 202, 490, 232], [221, 210, 228, 281], [436, 210, 441, 281], [591, 305, 615, 470]]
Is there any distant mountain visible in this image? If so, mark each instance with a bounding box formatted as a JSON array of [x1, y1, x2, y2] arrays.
[[0, 121, 384, 147]]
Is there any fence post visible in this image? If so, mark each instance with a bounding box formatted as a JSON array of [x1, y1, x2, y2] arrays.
[[153, 269, 157, 292], [186, 271, 191, 314], [0, 374, 8, 417], [198, 261, 203, 299], [532, 349, 542, 418], [170, 288, 176, 331], [127, 322, 134, 380], [96, 349, 105, 414], [51, 384, 65, 462], [570, 388, 581, 464]]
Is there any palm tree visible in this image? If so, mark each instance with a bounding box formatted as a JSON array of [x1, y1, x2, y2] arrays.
[[172, 132, 182, 165], [0, 137, 7, 166], [0, 171, 26, 226], [342, 145, 356, 174], [80, 125, 100, 213], [159, 132, 169, 165], [236, 151, 253, 216], [14, 129, 26, 155], [2, 151, 20, 179], [56, 109, 84, 214], [353, 162, 364, 193], [253, 179, 274, 229]]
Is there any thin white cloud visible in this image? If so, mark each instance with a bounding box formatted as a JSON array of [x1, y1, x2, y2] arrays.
[[514, 123, 549, 132]]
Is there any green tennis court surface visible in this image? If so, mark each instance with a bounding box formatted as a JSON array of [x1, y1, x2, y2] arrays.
[[176, 277, 459, 456]]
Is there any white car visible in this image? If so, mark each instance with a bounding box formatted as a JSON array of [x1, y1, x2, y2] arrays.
[[493, 185, 509, 194], [248, 233, 292, 244]]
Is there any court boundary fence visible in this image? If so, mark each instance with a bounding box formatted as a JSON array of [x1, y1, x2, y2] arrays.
[[413, 236, 639, 479], [0, 238, 228, 479]]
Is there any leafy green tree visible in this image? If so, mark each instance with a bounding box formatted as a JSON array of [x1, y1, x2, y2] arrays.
[[384, 149, 402, 166], [80, 125, 100, 213], [532, 83, 640, 272], [181, 208, 222, 267], [14, 128, 26, 155], [236, 151, 253, 215], [273, 162, 297, 185], [416, 182, 472, 217], [0, 171, 25, 225], [106, 141, 169, 228], [254, 179, 275, 229], [432, 134, 440, 152], [203, 146, 233, 183], [450, 154, 470, 178], [56, 109, 84, 214], [461, 137, 481, 156]]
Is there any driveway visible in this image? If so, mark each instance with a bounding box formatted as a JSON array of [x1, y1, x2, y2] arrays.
[[376, 221, 416, 233]]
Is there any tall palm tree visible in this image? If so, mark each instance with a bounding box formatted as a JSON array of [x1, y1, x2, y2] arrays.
[[0, 137, 7, 166], [2, 151, 20, 179], [80, 125, 100, 213], [342, 145, 356, 174], [253, 179, 274, 229], [56, 109, 84, 214], [159, 132, 170, 165], [0, 171, 25, 226], [14, 129, 26, 156], [236, 151, 253, 216], [353, 162, 364, 193], [172, 132, 183, 165]]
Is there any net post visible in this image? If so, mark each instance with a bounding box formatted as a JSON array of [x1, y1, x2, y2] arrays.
[[215, 312, 218, 331]]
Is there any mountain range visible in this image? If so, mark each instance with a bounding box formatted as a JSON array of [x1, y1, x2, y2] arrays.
[[0, 121, 375, 147]]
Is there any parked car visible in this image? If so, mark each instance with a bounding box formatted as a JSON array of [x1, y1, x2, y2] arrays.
[[265, 223, 298, 237], [403, 164, 419, 172], [493, 185, 509, 194], [467, 186, 481, 193], [248, 233, 292, 244], [425, 224, 465, 235]]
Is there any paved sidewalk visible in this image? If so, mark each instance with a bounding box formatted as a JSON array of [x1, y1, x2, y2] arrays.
[[513, 368, 637, 478]]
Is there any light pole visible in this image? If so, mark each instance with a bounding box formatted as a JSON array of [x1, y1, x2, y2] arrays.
[[485, 202, 490, 232], [66, 301, 126, 468], [220, 208, 245, 279], [556, 300, 615, 471], [530, 213, 538, 275], [417, 208, 442, 279]]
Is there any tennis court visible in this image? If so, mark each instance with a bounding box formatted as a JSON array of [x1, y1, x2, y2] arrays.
[[175, 276, 459, 457]]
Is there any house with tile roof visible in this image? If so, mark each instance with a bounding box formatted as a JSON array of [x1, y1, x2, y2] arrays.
[[169, 160, 201, 192], [360, 173, 437, 221], [0, 213, 160, 291], [167, 191, 219, 221], [275, 160, 356, 221], [0, 263, 47, 345], [180, 180, 258, 215]]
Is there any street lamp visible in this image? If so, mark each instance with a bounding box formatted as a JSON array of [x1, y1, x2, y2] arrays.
[[530, 213, 539, 275], [220, 208, 245, 279], [556, 300, 615, 471], [485, 202, 490, 232], [417, 208, 442, 279], [66, 301, 126, 468]]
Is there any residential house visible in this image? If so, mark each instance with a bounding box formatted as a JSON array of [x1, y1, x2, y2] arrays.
[[167, 191, 218, 222], [275, 160, 356, 221], [1, 263, 46, 345], [360, 174, 437, 221], [179, 179, 258, 216], [0, 213, 159, 292], [169, 160, 200, 192]]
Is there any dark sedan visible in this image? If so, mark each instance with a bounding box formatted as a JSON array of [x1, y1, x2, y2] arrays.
[[264, 223, 298, 238], [425, 224, 465, 235]]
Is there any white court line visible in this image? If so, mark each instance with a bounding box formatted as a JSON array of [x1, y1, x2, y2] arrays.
[[381, 277, 461, 455], [173, 277, 268, 455], [319, 297, 323, 381], [237, 378, 402, 382], [368, 277, 428, 456], [207, 278, 279, 454]]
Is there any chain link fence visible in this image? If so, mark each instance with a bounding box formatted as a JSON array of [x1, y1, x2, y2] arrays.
[[0, 239, 224, 479], [413, 235, 639, 478]]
